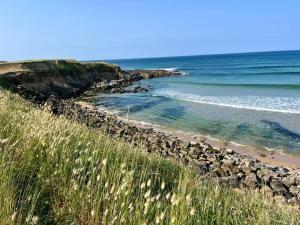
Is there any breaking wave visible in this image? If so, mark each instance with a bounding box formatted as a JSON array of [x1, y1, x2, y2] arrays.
[[152, 89, 300, 114]]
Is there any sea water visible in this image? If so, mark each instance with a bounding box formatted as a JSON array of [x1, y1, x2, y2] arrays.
[[93, 51, 300, 155]]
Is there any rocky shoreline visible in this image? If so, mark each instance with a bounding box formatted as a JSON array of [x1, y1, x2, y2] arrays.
[[1, 60, 300, 207], [0, 60, 182, 98], [11, 83, 300, 208]]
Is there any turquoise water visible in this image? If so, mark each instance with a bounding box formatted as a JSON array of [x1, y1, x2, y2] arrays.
[[94, 51, 300, 155]]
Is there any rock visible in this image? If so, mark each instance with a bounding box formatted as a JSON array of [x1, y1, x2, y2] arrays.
[[188, 141, 198, 147], [270, 180, 288, 195], [193, 160, 207, 167], [282, 176, 297, 187], [226, 149, 234, 154], [244, 160, 251, 168], [256, 170, 274, 183], [287, 197, 298, 204], [289, 185, 300, 195], [222, 159, 235, 167], [220, 176, 240, 187], [261, 185, 273, 198], [243, 173, 261, 189], [198, 165, 209, 175], [250, 167, 258, 173], [207, 156, 217, 163]]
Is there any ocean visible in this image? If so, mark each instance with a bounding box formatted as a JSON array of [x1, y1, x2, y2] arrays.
[[93, 51, 300, 155]]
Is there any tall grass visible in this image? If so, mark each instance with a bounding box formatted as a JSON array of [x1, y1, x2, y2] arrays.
[[0, 91, 299, 225]]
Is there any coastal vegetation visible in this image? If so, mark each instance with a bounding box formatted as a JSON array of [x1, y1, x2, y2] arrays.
[[0, 91, 299, 224], [0, 59, 120, 78]]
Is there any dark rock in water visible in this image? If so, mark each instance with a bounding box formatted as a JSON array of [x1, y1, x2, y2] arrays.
[[122, 69, 183, 81], [111, 85, 151, 93], [160, 105, 186, 119], [261, 119, 300, 141]]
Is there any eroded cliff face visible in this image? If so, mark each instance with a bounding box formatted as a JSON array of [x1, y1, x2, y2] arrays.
[[0, 59, 182, 98], [0, 60, 122, 98]]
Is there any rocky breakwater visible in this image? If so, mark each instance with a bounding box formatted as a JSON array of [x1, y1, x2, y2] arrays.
[[13, 86, 300, 207]]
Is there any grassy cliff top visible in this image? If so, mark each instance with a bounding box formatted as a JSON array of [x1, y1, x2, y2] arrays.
[[0, 91, 299, 224], [0, 59, 120, 75]]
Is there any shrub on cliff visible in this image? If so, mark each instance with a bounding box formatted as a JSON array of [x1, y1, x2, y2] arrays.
[[0, 91, 299, 225]]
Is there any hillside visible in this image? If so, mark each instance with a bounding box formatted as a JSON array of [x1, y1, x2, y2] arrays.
[[0, 91, 299, 224], [0, 60, 121, 98]]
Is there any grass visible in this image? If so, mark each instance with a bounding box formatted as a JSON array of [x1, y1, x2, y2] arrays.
[[81, 62, 120, 75], [0, 59, 119, 71], [0, 91, 299, 225], [0, 59, 77, 65]]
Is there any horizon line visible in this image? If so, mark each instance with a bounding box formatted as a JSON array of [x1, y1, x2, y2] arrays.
[[97, 49, 300, 62], [2, 49, 300, 63]]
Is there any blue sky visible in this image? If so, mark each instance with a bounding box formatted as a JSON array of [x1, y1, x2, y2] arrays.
[[0, 0, 299, 60]]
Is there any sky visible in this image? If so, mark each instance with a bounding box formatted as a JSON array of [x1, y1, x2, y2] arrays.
[[0, 0, 299, 61]]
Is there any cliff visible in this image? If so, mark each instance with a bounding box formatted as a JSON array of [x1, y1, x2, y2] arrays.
[[0, 60, 121, 98], [0, 60, 181, 98]]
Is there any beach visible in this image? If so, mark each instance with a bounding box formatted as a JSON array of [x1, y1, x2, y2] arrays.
[[1, 58, 300, 205], [96, 51, 300, 156]]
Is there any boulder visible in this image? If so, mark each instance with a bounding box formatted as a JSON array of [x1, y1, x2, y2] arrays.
[[270, 180, 288, 195]]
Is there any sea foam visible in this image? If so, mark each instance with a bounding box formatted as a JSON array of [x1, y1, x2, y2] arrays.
[[152, 89, 300, 114]]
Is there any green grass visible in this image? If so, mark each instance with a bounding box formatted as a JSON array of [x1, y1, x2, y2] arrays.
[[56, 61, 86, 77], [0, 91, 299, 225], [0, 59, 77, 65], [81, 61, 120, 72]]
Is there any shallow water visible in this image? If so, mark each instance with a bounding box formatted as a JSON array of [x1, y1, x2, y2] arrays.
[[93, 51, 300, 155]]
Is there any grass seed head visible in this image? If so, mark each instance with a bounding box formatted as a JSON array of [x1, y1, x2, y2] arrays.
[[161, 181, 166, 190]]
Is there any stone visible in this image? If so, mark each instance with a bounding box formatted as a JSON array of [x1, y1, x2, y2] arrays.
[[250, 167, 258, 173], [226, 149, 234, 154], [220, 176, 240, 187], [287, 197, 298, 204], [261, 185, 273, 198], [270, 180, 288, 195], [281, 176, 296, 188], [188, 141, 198, 147], [207, 157, 217, 162], [222, 159, 234, 167], [243, 173, 260, 189], [289, 185, 300, 195], [198, 166, 209, 175], [244, 160, 251, 168]]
